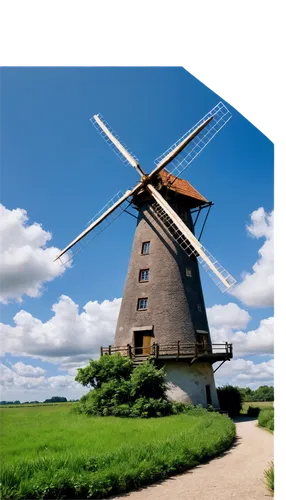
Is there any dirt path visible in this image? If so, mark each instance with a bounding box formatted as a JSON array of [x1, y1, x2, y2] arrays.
[[113, 418, 273, 500]]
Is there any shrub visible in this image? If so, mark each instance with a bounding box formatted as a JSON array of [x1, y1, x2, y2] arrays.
[[75, 379, 132, 416], [217, 385, 242, 417], [130, 397, 173, 418], [75, 354, 133, 388], [258, 408, 274, 430], [258, 408, 277, 431], [75, 356, 177, 418], [246, 406, 261, 418], [130, 362, 167, 400]]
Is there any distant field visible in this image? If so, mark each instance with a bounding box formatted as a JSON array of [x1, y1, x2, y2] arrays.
[[0, 404, 235, 499], [0, 402, 75, 409], [241, 401, 273, 414]]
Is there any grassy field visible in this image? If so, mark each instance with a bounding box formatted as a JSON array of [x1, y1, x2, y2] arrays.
[[241, 401, 273, 414], [0, 402, 75, 409], [0, 404, 235, 499]]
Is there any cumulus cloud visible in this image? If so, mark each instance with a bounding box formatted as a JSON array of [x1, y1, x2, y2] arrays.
[[214, 358, 274, 389], [207, 303, 251, 330], [0, 362, 87, 401], [12, 361, 46, 378], [230, 207, 274, 307], [0, 204, 71, 303], [207, 302, 273, 356], [0, 295, 121, 370]]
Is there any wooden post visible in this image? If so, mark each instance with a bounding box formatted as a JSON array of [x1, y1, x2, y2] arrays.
[[155, 343, 159, 359], [100, 346, 103, 357], [108, 345, 111, 355], [127, 344, 132, 358]]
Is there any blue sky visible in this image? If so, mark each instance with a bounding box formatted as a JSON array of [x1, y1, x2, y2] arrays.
[[0, 67, 274, 400]]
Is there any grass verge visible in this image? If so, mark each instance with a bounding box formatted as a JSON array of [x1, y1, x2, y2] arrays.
[[1, 405, 235, 499], [264, 461, 274, 494], [241, 401, 273, 415]]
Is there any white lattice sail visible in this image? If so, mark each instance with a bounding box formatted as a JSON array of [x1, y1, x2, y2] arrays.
[[90, 114, 139, 168], [150, 200, 236, 293], [154, 102, 232, 180]]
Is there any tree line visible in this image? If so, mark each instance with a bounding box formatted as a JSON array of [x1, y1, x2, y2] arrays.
[[237, 385, 274, 402], [0, 385, 274, 407], [0, 396, 79, 405]]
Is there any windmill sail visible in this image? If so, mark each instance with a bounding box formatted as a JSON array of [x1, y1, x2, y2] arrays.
[[54, 189, 135, 263], [154, 102, 232, 181], [146, 184, 236, 292], [90, 114, 144, 175]]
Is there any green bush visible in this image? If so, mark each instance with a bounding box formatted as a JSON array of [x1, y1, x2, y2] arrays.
[[75, 356, 176, 418], [75, 354, 133, 388], [258, 408, 274, 430], [246, 406, 261, 418], [130, 362, 167, 400], [130, 397, 173, 418], [217, 385, 242, 417]]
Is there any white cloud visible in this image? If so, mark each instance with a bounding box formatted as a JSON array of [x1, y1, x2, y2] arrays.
[[0, 362, 87, 402], [230, 207, 274, 307], [0, 204, 71, 303], [0, 295, 121, 370], [207, 302, 273, 356], [214, 358, 274, 389], [12, 361, 46, 378], [207, 303, 251, 330]]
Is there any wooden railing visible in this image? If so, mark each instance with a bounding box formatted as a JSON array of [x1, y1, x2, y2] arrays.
[[100, 342, 232, 359]]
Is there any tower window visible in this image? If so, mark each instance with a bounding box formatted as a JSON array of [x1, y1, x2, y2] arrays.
[[141, 241, 150, 255], [138, 298, 148, 310], [186, 268, 192, 278], [197, 304, 202, 312], [139, 269, 149, 282]]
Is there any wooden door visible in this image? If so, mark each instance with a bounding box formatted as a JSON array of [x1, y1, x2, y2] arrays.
[[142, 335, 152, 355]]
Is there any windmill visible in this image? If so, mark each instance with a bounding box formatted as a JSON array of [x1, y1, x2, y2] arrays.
[[55, 101, 235, 407]]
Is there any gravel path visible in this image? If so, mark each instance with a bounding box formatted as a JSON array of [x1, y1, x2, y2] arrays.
[[113, 418, 273, 500]]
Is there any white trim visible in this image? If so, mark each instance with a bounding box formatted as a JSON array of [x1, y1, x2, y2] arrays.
[[133, 325, 153, 332]]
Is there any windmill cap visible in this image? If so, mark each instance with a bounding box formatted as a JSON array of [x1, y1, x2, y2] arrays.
[[159, 169, 209, 205]]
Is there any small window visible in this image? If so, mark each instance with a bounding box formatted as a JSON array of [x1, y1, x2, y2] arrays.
[[138, 298, 148, 310], [197, 304, 202, 312], [186, 268, 192, 278], [139, 269, 149, 282], [141, 241, 150, 255]]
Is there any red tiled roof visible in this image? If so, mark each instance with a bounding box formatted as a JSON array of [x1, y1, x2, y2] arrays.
[[159, 169, 208, 203]]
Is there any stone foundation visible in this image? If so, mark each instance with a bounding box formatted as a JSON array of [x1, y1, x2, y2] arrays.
[[164, 361, 219, 407]]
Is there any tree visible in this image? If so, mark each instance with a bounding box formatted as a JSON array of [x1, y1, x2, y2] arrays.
[[253, 385, 274, 402], [75, 355, 174, 418], [75, 354, 133, 388], [217, 385, 242, 416], [44, 396, 67, 403]]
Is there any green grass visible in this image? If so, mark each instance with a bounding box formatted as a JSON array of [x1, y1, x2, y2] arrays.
[[0, 405, 235, 499], [264, 461, 274, 494], [241, 401, 273, 414]]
